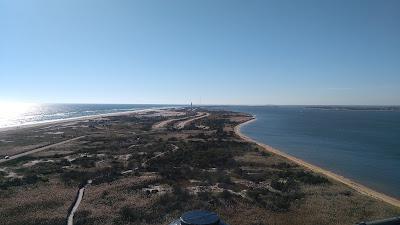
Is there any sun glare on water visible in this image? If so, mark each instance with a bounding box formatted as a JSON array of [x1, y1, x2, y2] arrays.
[[0, 102, 38, 127]]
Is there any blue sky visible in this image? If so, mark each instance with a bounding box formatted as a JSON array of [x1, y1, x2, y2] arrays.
[[1, 0, 399, 105]]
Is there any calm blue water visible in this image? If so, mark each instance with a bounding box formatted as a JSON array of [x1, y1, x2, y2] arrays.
[[208, 106, 400, 198], [0, 104, 176, 128]]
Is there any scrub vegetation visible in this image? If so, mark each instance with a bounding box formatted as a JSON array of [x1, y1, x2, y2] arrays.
[[0, 108, 399, 225]]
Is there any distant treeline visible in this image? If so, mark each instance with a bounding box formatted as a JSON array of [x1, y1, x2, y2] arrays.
[[306, 106, 400, 111]]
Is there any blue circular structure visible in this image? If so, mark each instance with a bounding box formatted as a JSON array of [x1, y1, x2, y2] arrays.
[[169, 210, 229, 225], [181, 210, 220, 225]]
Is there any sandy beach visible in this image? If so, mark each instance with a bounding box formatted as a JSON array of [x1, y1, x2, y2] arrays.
[[235, 118, 400, 208], [0, 107, 175, 133]]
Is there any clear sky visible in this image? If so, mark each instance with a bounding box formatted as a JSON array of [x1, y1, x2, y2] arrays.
[[1, 0, 399, 105]]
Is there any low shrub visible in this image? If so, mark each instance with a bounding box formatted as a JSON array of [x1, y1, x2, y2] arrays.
[[247, 187, 303, 212], [0, 174, 46, 189], [295, 171, 329, 185], [270, 177, 298, 192]]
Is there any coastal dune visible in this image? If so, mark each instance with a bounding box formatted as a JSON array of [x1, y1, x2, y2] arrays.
[[235, 118, 400, 208], [0, 107, 170, 133]]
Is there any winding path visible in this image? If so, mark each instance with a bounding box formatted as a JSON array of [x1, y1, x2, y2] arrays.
[[67, 187, 85, 225], [0, 136, 85, 164], [67, 180, 92, 225], [122, 144, 179, 175], [174, 112, 210, 129], [141, 144, 179, 168], [152, 112, 209, 130], [152, 117, 181, 129]]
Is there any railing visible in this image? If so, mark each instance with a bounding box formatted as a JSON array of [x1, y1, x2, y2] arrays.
[[169, 210, 228, 225], [169, 211, 400, 225], [357, 216, 400, 225]]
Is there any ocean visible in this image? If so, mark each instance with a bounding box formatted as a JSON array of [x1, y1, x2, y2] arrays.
[[0, 103, 176, 129], [207, 105, 400, 199]]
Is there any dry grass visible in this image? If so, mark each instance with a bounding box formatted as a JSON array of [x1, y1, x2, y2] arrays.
[[0, 109, 399, 225], [76, 175, 160, 224], [0, 179, 75, 225]]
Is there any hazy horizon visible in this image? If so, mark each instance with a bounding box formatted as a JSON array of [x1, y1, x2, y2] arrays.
[[2, 102, 400, 107]]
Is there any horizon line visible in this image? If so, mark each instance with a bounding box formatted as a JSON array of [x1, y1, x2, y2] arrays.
[[3, 102, 399, 107]]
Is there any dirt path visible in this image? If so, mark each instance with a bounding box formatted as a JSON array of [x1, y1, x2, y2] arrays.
[[0, 136, 85, 164], [174, 112, 210, 129], [152, 117, 182, 129], [152, 112, 208, 130], [141, 144, 179, 168], [121, 144, 179, 175], [235, 118, 400, 208]]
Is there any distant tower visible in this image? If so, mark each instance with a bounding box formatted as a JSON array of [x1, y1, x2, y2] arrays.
[[190, 102, 193, 110]]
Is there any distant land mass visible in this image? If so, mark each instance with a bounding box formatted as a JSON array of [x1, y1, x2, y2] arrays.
[[305, 105, 400, 111]]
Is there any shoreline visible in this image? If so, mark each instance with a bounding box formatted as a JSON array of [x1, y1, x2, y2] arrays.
[[234, 118, 400, 208], [0, 106, 174, 133]]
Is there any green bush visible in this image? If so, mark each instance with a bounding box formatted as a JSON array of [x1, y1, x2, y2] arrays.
[[247, 187, 303, 212], [295, 171, 329, 185], [72, 157, 97, 168], [0, 174, 46, 189], [218, 190, 233, 200], [116, 186, 191, 224], [6, 217, 65, 225], [270, 177, 298, 192], [242, 172, 268, 183], [118, 206, 150, 223], [60, 170, 94, 185]]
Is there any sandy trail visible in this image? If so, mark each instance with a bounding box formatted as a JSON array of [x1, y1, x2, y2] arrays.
[[152, 117, 182, 129], [141, 144, 179, 168], [174, 112, 210, 129], [152, 112, 208, 129], [235, 118, 400, 208], [122, 144, 179, 174], [0, 136, 85, 164]]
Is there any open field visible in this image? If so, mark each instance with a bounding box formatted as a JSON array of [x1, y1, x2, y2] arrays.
[[0, 108, 399, 225]]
